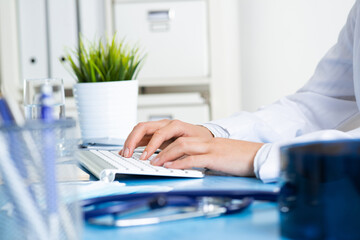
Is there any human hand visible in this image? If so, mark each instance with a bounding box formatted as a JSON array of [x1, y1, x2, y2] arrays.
[[120, 119, 214, 160], [150, 137, 264, 177]]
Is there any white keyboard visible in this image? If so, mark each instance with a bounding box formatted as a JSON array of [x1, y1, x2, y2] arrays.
[[76, 150, 204, 182]]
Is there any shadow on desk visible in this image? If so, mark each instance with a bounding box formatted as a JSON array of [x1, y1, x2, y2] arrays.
[[79, 164, 280, 239]]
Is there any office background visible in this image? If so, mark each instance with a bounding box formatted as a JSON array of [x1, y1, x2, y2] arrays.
[[0, 0, 355, 130]]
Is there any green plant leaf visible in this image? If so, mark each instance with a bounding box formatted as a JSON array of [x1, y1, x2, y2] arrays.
[[63, 34, 145, 83]]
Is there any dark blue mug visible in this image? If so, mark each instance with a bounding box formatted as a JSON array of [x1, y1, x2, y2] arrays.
[[279, 140, 360, 240]]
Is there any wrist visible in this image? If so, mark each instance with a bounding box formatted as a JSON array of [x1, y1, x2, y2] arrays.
[[197, 125, 214, 138], [200, 123, 229, 139]]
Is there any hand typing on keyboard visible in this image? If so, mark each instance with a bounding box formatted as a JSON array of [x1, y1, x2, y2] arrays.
[[120, 119, 264, 177], [77, 149, 204, 181], [120, 120, 213, 159]]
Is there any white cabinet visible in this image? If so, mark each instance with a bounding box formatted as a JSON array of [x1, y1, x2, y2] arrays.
[[110, 0, 242, 122], [113, 0, 212, 123], [114, 0, 209, 81], [18, 0, 49, 80], [17, 0, 78, 88], [47, 0, 78, 87], [78, 0, 106, 40], [138, 93, 209, 124], [138, 105, 210, 124]]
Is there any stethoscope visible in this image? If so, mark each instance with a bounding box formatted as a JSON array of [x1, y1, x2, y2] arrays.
[[82, 189, 279, 227]]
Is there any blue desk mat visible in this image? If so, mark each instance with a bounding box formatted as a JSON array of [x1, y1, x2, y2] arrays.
[[82, 173, 281, 240]]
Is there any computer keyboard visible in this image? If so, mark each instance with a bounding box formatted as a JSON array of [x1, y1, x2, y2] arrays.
[[76, 149, 204, 182]]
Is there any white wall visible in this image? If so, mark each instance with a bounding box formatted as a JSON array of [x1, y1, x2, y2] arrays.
[[239, 0, 356, 112], [208, 0, 242, 119]]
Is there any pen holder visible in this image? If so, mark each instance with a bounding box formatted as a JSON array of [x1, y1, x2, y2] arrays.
[[0, 119, 82, 240], [279, 140, 360, 240]]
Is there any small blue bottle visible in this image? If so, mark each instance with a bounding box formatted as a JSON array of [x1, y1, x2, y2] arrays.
[[40, 84, 54, 122]]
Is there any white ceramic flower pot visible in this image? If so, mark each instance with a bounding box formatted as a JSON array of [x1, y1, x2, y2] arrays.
[[73, 80, 138, 140]]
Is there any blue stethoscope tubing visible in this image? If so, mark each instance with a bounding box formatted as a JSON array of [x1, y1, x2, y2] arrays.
[[82, 189, 279, 220]]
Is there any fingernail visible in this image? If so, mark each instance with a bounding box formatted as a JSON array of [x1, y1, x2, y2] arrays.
[[124, 148, 130, 158], [140, 151, 148, 160], [151, 157, 160, 165], [164, 162, 173, 168]]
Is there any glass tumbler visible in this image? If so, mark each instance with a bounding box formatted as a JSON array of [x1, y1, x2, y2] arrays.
[[23, 78, 66, 120]]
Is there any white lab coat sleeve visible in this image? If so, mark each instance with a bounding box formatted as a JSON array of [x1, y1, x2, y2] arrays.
[[203, 1, 360, 182], [255, 126, 360, 183], [254, 129, 358, 183], [201, 122, 230, 139]]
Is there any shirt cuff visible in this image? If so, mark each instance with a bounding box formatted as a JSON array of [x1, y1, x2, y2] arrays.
[[254, 129, 356, 183], [201, 123, 230, 138], [253, 143, 281, 183]]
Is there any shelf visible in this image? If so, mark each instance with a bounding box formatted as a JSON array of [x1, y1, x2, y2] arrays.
[[138, 92, 206, 107], [138, 77, 210, 87]]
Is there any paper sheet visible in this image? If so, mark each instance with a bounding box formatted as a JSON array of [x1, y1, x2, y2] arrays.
[[60, 181, 173, 200]]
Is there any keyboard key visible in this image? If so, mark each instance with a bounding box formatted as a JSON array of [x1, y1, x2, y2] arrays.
[[77, 149, 204, 181]]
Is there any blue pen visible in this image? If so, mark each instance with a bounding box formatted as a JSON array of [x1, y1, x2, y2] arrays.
[[0, 94, 23, 175], [40, 84, 59, 239], [0, 93, 33, 183], [0, 97, 26, 179], [0, 93, 15, 125]]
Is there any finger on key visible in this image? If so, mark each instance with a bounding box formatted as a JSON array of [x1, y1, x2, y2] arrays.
[[120, 135, 151, 156], [122, 120, 170, 157], [151, 138, 208, 166], [140, 123, 185, 160]]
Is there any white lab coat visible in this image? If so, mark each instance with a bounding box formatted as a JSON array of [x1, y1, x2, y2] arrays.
[[203, 0, 360, 182]]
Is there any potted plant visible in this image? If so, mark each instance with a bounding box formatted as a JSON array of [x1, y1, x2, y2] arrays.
[[65, 36, 145, 141]]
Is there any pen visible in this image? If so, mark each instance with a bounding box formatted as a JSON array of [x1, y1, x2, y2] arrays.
[[40, 84, 59, 240], [40, 84, 79, 240], [0, 93, 23, 175], [0, 93, 15, 125]]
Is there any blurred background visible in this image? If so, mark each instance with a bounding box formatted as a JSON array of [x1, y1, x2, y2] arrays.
[[0, 0, 355, 130]]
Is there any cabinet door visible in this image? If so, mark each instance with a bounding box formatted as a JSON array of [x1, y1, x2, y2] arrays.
[[78, 0, 106, 40], [114, 0, 209, 81], [47, 0, 78, 88], [138, 105, 210, 124], [18, 0, 49, 82]]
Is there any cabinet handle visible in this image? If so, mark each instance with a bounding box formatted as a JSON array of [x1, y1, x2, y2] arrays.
[[30, 57, 37, 64], [60, 56, 66, 62], [148, 9, 174, 22]]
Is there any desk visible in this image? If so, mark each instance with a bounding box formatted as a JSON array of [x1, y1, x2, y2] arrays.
[[83, 176, 280, 240]]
